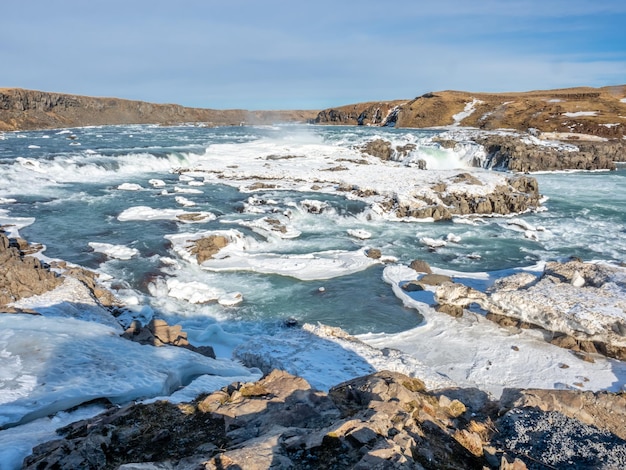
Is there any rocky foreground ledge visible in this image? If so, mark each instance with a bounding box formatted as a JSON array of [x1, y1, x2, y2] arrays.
[[23, 369, 626, 469]]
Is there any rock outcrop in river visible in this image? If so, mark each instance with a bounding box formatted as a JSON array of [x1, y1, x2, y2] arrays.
[[23, 369, 626, 469]]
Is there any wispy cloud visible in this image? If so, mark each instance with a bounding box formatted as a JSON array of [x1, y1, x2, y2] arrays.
[[1, 0, 624, 108]]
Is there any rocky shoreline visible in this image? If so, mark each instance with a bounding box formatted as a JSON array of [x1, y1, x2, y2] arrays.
[[2, 227, 626, 469], [23, 370, 626, 469]]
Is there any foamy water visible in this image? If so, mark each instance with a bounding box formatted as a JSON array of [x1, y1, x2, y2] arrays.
[[1, 124, 625, 467]]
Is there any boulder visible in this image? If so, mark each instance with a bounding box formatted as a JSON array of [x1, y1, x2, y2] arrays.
[[122, 319, 216, 358], [0, 232, 63, 308], [189, 235, 229, 264], [409, 259, 433, 274]]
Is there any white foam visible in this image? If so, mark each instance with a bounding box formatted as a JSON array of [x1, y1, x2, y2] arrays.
[[88, 242, 139, 260]]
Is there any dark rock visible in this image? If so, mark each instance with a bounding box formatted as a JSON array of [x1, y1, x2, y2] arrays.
[[401, 281, 425, 292], [475, 134, 619, 172]]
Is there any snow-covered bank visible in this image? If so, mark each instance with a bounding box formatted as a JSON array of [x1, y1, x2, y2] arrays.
[[356, 265, 626, 398], [0, 314, 260, 429]]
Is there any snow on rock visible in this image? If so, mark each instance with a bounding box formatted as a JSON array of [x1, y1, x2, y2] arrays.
[[347, 229, 372, 240], [487, 261, 626, 351], [166, 278, 243, 306], [200, 247, 380, 281], [420, 237, 447, 248], [148, 179, 166, 188], [117, 206, 215, 223], [452, 98, 483, 126], [562, 111, 598, 117], [0, 315, 259, 429], [165, 229, 253, 266], [10, 277, 123, 331], [362, 264, 626, 398], [166, 229, 379, 280], [233, 322, 456, 392], [88, 242, 139, 260], [117, 183, 143, 191], [175, 196, 196, 207], [174, 186, 203, 194], [299, 199, 329, 214], [181, 133, 538, 221], [445, 233, 461, 243], [231, 215, 301, 239]]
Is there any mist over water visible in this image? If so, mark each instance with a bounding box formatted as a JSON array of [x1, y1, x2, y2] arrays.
[[1, 124, 624, 337]]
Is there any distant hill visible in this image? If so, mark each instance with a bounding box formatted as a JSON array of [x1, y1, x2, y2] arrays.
[[313, 85, 626, 140], [0, 88, 318, 131]]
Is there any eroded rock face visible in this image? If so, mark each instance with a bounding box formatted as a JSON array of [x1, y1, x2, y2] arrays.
[[0, 88, 318, 131], [475, 135, 621, 172], [23, 370, 626, 470], [0, 233, 62, 309]]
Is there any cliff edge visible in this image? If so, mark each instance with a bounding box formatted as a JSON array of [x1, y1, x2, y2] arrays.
[[314, 85, 626, 140], [0, 88, 318, 131]]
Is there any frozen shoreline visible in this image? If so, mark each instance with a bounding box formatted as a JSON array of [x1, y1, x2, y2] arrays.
[[1, 123, 626, 468]]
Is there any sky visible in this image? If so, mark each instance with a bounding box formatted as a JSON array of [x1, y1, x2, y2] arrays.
[[2, 0, 625, 110]]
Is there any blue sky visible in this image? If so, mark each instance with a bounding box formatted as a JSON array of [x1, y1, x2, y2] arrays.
[[2, 1, 625, 109]]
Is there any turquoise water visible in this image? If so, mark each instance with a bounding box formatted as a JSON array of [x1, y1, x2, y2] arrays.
[[1, 125, 624, 336]]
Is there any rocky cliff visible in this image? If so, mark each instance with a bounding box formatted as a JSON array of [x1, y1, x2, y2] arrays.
[[0, 88, 318, 131], [314, 85, 626, 140]]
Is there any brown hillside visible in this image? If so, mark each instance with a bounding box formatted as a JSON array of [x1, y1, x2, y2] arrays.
[[0, 88, 318, 131], [315, 85, 626, 139]]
